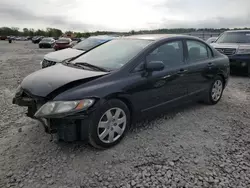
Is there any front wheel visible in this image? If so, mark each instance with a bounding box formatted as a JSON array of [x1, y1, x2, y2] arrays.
[[204, 76, 224, 105], [88, 99, 130, 149]]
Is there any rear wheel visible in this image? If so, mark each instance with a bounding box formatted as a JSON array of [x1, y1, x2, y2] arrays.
[[88, 99, 130, 149], [204, 76, 224, 105]]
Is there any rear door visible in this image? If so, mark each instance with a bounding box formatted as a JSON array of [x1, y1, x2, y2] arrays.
[[184, 39, 216, 95]]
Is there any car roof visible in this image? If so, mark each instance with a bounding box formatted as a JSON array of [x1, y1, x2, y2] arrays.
[[88, 35, 117, 40], [225, 30, 250, 33], [43, 37, 53, 39], [122, 34, 195, 41]]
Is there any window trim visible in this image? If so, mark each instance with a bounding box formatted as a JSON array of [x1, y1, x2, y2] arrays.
[[185, 39, 214, 63], [131, 39, 186, 73]]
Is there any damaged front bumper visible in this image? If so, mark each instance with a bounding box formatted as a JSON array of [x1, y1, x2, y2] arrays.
[[12, 89, 91, 142]]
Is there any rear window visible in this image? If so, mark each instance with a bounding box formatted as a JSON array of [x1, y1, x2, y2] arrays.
[[42, 38, 52, 42], [216, 32, 250, 43], [56, 38, 71, 43]]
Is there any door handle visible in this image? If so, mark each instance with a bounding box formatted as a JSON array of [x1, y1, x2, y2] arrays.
[[162, 75, 171, 79], [177, 69, 188, 74], [207, 62, 214, 66]]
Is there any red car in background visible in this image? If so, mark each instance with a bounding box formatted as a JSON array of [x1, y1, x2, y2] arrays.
[[54, 38, 73, 51]]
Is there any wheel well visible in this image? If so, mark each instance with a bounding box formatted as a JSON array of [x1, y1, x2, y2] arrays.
[[116, 97, 134, 122], [217, 74, 226, 88]]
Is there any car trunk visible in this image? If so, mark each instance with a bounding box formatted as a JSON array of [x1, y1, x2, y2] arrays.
[[56, 41, 69, 48]]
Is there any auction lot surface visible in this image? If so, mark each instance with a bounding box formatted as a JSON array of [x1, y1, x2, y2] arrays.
[[0, 41, 250, 188]]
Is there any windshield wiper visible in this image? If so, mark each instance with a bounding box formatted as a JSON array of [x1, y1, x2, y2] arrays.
[[74, 62, 109, 72]]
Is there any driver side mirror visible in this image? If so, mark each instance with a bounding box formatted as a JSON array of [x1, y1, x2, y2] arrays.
[[146, 61, 165, 72]]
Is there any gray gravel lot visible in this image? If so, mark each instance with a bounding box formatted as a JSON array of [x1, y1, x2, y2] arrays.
[[0, 41, 250, 188]]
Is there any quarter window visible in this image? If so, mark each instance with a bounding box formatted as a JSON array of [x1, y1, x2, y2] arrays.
[[187, 40, 210, 61], [146, 41, 184, 69]]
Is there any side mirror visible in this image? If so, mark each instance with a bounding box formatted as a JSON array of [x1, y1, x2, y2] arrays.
[[146, 61, 165, 72]]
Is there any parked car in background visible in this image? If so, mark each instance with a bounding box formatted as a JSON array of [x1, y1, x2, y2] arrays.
[[41, 35, 116, 68], [206, 37, 217, 44], [32, 36, 44, 44], [72, 38, 81, 43], [53, 38, 73, 51], [13, 34, 229, 148], [211, 30, 250, 76], [39, 37, 55, 48], [0, 36, 8, 40]]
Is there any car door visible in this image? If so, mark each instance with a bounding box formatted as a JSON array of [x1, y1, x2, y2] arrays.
[[184, 39, 216, 95], [138, 40, 189, 111]]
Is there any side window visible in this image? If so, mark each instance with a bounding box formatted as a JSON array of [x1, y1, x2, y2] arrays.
[[146, 40, 184, 69], [187, 40, 210, 61]]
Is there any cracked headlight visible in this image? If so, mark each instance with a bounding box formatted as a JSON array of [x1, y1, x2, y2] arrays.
[[34, 99, 95, 117]]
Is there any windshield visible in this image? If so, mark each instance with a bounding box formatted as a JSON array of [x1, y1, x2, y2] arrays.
[[71, 39, 152, 70], [72, 38, 108, 51], [216, 32, 250, 43], [42, 38, 52, 42]]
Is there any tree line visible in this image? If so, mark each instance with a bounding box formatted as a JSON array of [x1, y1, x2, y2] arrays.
[[1, 26, 250, 38]]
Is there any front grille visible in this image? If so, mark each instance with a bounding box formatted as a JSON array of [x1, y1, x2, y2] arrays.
[[42, 59, 57, 68], [215, 48, 236, 56]]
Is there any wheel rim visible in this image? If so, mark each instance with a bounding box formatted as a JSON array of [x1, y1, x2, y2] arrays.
[[97, 108, 127, 144], [211, 80, 223, 102]]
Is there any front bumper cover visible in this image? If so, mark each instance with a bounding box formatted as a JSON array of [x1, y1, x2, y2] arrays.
[[229, 54, 250, 68]]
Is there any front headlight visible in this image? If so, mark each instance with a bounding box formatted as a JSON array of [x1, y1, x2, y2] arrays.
[[237, 48, 250, 54], [34, 99, 95, 117]]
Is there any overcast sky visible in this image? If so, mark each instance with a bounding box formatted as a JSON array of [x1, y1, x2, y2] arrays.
[[0, 0, 250, 32]]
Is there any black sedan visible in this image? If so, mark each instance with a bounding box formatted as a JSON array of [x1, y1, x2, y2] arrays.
[[13, 34, 230, 149], [32, 36, 43, 44], [39, 37, 56, 48]]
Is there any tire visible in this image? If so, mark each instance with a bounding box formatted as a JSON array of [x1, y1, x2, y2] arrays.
[[88, 99, 130, 149], [204, 76, 224, 105]]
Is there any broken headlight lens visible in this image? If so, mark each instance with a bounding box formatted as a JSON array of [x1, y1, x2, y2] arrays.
[[34, 99, 95, 117]]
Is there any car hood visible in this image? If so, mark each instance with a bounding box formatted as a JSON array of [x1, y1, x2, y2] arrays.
[[21, 63, 108, 97], [211, 43, 250, 49], [44, 48, 84, 62]]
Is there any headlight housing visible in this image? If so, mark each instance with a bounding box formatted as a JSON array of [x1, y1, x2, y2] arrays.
[[34, 99, 95, 117], [237, 47, 250, 54]]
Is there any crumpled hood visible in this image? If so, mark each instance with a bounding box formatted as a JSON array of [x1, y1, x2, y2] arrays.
[[211, 43, 250, 49], [44, 48, 84, 62], [21, 64, 108, 97]]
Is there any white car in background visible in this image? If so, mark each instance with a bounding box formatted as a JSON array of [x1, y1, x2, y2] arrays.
[[206, 37, 217, 44], [40, 35, 117, 68]]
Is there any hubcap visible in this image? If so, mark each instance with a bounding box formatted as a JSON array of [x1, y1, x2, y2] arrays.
[[211, 80, 223, 102], [97, 108, 126, 144]]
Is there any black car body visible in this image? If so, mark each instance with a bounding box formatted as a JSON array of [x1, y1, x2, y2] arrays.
[[211, 30, 250, 76], [39, 37, 55, 48], [32, 36, 44, 44], [13, 34, 230, 148]]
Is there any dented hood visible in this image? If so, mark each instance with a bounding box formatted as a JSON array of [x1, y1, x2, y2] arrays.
[[21, 63, 108, 97]]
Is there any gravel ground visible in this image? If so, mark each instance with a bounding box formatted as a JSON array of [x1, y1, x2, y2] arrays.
[[0, 41, 250, 188]]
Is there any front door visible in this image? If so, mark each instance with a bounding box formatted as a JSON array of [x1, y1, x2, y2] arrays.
[[141, 40, 189, 111]]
